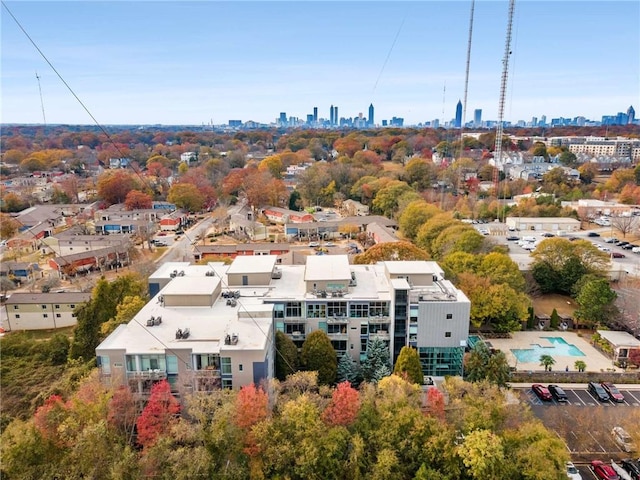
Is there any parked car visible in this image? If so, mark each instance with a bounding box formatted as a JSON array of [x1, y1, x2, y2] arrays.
[[591, 460, 620, 480], [548, 384, 569, 402], [612, 252, 626, 258], [532, 384, 552, 401], [613, 427, 636, 453], [601, 382, 625, 402], [588, 381, 610, 402], [622, 243, 637, 250], [621, 459, 640, 480], [588, 232, 601, 237], [506, 235, 520, 241], [542, 232, 555, 237], [605, 237, 619, 243], [566, 461, 583, 479], [568, 236, 579, 241], [308, 242, 320, 247]]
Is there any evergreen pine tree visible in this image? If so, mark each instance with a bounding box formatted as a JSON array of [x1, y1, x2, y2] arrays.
[[362, 337, 391, 383], [337, 353, 359, 385], [275, 331, 298, 381], [550, 308, 560, 329]]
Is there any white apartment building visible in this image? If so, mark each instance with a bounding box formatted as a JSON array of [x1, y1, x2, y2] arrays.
[[96, 255, 470, 395], [3, 292, 91, 330]]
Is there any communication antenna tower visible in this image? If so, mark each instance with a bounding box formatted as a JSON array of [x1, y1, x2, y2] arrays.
[[36, 71, 46, 126], [493, 0, 515, 221], [457, 0, 475, 195]]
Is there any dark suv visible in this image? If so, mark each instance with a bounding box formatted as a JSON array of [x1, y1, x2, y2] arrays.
[[588, 381, 610, 402], [548, 384, 568, 402], [622, 459, 640, 480]]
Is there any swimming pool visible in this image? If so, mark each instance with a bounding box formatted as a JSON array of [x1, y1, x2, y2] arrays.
[[511, 336, 585, 363]]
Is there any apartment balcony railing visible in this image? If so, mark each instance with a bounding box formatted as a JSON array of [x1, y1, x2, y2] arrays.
[[127, 370, 167, 380], [327, 332, 348, 340], [368, 315, 391, 324], [326, 315, 349, 324], [288, 331, 306, 340], [193, 368, 221, 378], [369, 331, 390, 341]]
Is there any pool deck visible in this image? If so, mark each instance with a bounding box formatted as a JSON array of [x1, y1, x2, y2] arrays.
[[485, 331, 623, 373]]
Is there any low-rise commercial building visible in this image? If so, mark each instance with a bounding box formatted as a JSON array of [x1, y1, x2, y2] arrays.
[[3, 292, 90, 331]]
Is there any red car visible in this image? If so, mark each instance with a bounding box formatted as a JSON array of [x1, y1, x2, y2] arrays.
[[532, 384, 552, 401], [592, 460, 620, 480], [601, 382, 625, 403]]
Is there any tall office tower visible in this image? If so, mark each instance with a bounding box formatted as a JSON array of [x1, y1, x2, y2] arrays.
[[531, 116, 538, 127], [540, 115, 547, 126], [330, 105, 334, 126], [306, 114, 314, 125], [279, 112, 287, 126], [627, 105, 636, 124], [455, 100, 463, 128], [313, 107, 318, 123], [368, 103, 374, 127], [334, 106, 339, 125], [474, 109, 482, 127]]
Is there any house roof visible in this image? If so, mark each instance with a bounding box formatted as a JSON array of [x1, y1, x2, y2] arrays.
[[597, 330, 640, 348], [6, 292, 91, 305]]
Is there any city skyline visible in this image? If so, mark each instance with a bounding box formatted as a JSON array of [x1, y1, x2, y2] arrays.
[[1, 1, 639, 126]]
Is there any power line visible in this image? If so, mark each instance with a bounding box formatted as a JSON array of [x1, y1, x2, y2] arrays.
[[35, 71, 46, 126], [373, 14, 406, 94]]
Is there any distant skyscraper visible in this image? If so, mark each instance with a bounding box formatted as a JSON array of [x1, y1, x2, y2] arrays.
[[474, 109, 482, 127], [279, 112, 287, 126], [330, 105, 334, 126], [313, 107, 318, 123], [368, 103, 374, 127], [627, 105, 635, 124], [334, 106, 339, 125], [455, 100, 463, 128]]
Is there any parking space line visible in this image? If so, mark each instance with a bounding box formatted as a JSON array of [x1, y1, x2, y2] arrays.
[[588, 431, 606, 453], [624, 390, 640, 405]]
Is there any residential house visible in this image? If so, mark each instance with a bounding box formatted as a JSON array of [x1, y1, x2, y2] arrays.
[[262, 207, 315, 224]]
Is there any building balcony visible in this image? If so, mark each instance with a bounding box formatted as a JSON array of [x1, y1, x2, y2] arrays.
[[193, 368, 221, 378], [127, 370, 167, 380], [369, 331, 390, 341], [368, 315, 391, 324], [289, 331, 306, 340], [327, 332, 348, 340], [327, 316, 349, 324]]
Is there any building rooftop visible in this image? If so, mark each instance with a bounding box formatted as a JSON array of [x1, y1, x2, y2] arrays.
[[6, 292, 91, 305], [162, 275, 220, 296], [383, 261, 444, 279], [226, 255, 277, 275], [597, 330, 640, 347], [304, 255, 350, 282]]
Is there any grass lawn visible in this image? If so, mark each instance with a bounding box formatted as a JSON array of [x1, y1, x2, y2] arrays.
[[531, 293, 578, 317]]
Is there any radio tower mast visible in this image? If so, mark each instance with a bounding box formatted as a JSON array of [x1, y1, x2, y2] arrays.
[[493, 0, 515, 221], [35, 71, 46, 126]]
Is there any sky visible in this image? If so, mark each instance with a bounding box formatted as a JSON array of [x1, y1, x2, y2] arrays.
[[1, 0, 639, 126]]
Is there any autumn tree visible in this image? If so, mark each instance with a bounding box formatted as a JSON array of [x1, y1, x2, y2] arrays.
[[136, 380, 180, 448], [0, 213, 20, 239], [393, 346, 423, 384], [167, 182, 206, 212], [124, 190, 153, 210], [425, 386, 445, 421], [100, 295, 147, 336], [322, 381, 360, 426], [574, 277, 618, 328], [96, 169, 142, 205], [235, 383, 268, 430], [371, 180, 416, 218], [108, 385, 139, 443], [397, 200, 442, 241], [69, 274, 147, 361], [611, 215, 639, 238], [465, 342, 510, 386], [354, 241, 429, 264], [458, 429, 505, 479], [275, 330, 298, 381], [300, 330, 337, 385]]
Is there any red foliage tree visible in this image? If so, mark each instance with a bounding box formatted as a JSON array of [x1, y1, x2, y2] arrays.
[[234, 383, 268, 430], [322, 381, 360, 427], [425, 387, 445, 421], [33, 394, 68, 445], [628, 348, 640, 367], [108, 385, 139, 442], [124, 190, 153, 210], [136, 380, 180, 448]]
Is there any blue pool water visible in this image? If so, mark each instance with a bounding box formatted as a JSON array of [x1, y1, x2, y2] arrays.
[[511, 336, 585, 363]]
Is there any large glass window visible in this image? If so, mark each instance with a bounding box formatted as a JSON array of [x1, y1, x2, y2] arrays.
[[221, 357, 232, 375], [327, 324, 346, 334], [126, 355, 137, 372], [331, 340, 347, 353], [273, 304, 284, 319], [327, 301, 347, 317], [140, 355, 166, 371], [99, 355, 110, 375], [194, 354, 219, 370], [166, 355, 179, 374], [369, 302, 389, 316], [222, 378, 233, 389], [285, 302, 301, 318], [307, 303, 326, 318], [349, 303, 369, 318], [285, 323, 305, 335]]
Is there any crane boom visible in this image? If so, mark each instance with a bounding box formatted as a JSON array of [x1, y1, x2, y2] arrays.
[[494, 0, 515, 219]]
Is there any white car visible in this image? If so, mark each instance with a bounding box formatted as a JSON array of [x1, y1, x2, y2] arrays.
[[612, 426, 636, 453], [566, 461, 582, 479]]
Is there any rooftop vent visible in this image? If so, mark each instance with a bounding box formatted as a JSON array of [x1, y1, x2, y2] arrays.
[[175, 328, 190, 339], [205, 271, 215, 277], [224, 333, 239, 345]]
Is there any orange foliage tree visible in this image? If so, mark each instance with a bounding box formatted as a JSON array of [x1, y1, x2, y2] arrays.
[[234, 383, 268, 430], [124, 190, 153, 210], [322, 381, 360, 427], [426, 387, 445, 421]]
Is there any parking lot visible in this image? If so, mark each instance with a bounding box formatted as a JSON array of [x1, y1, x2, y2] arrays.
[[514, 384, 640, 469]]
